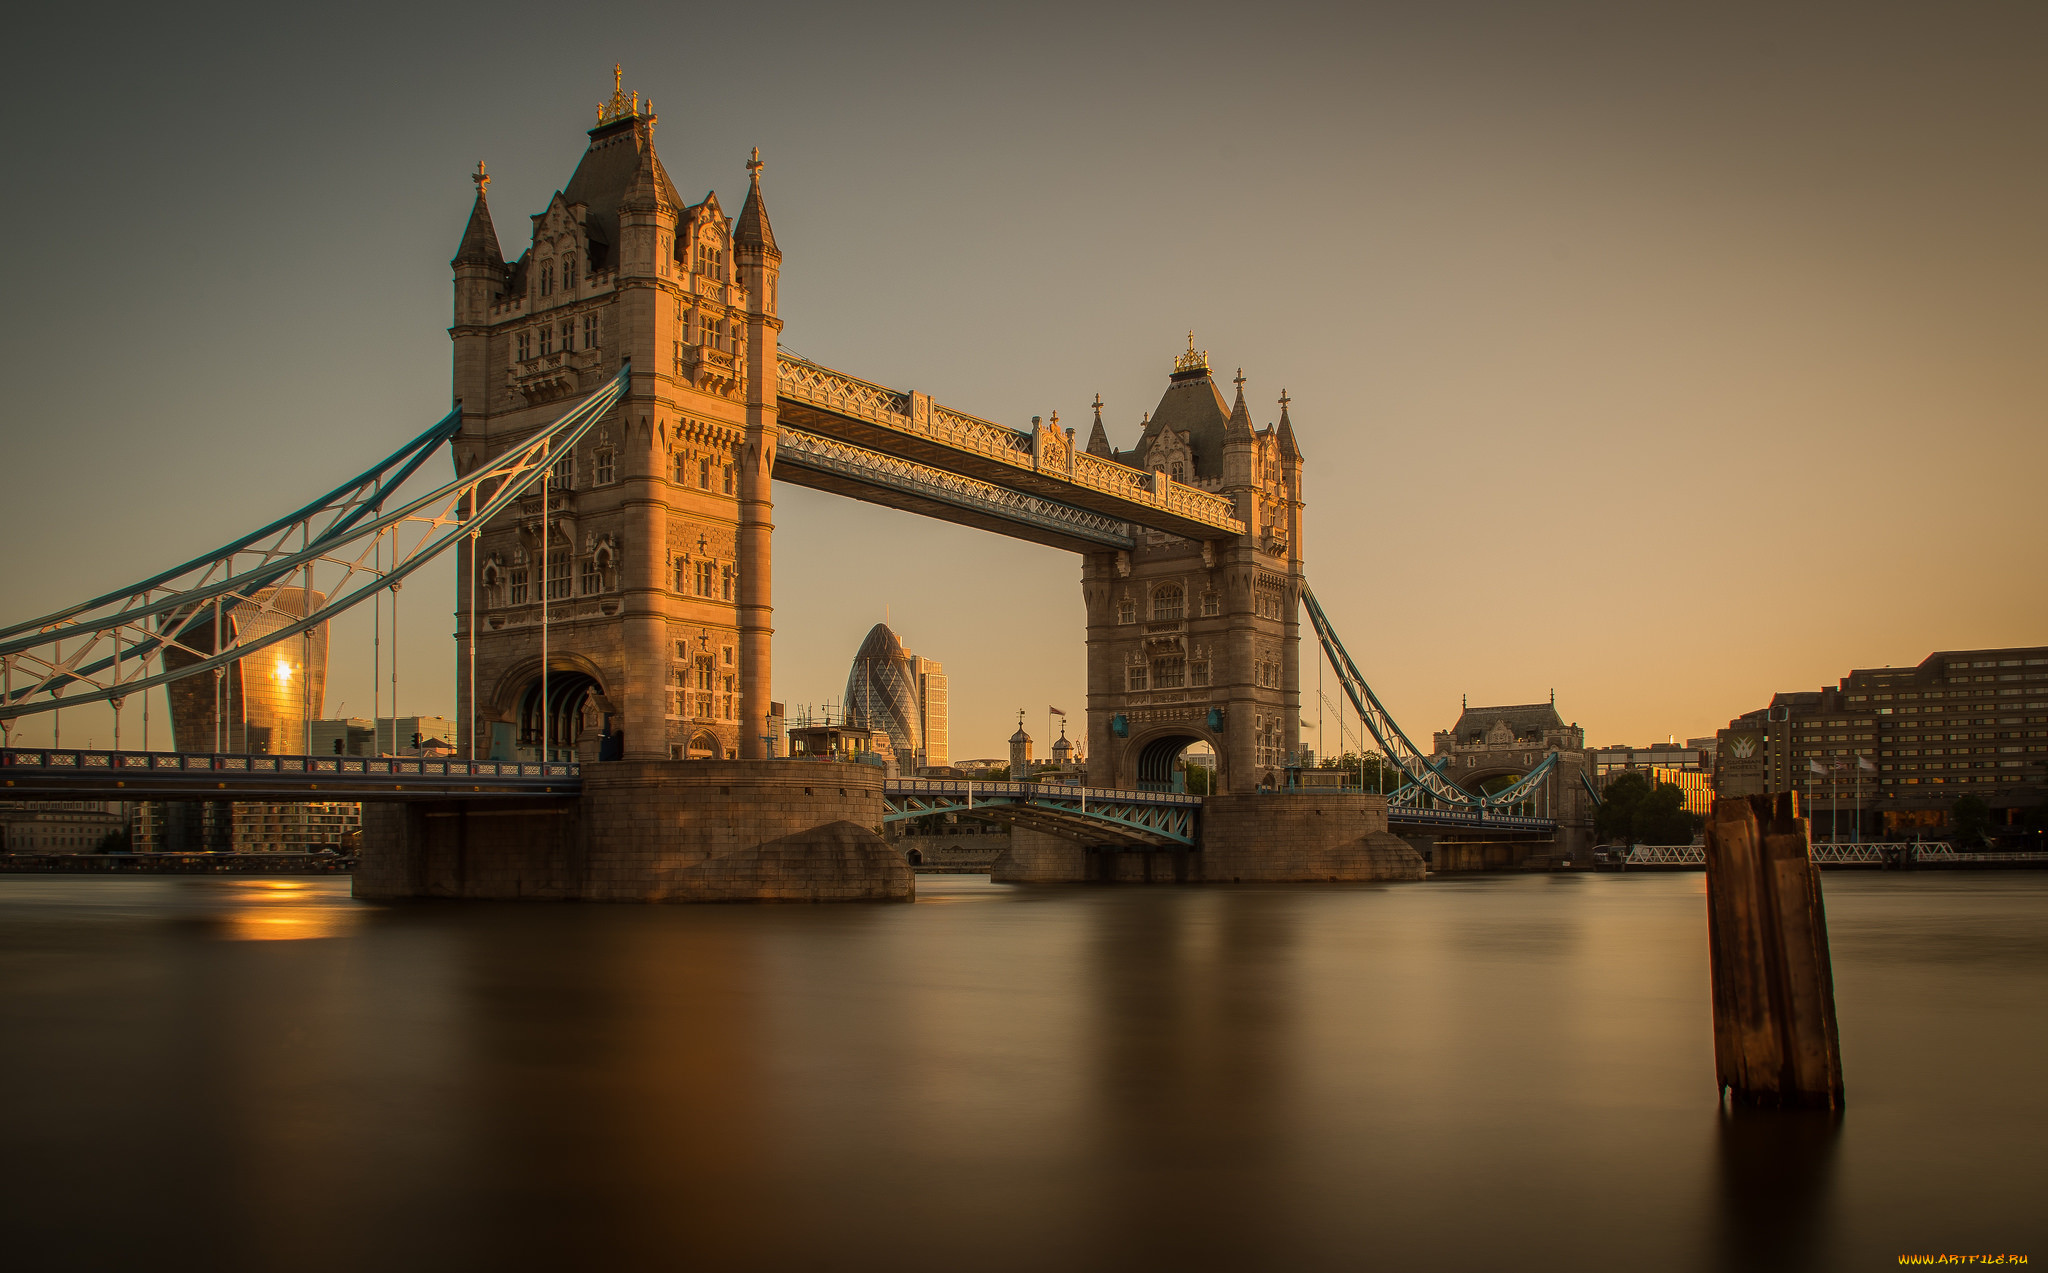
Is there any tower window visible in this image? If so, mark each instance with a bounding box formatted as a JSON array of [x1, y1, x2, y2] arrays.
[[1127, 665, 1148, 692], [539, 325, 554, 356], [579, 557, 600, 595], [540, 262, 553, 297], [673, 452, 688, 483], [1152, 656, 1186, 689], [1117, 598, 1136, 625], [559, 319, 573, 352], [562, 253, 578, 287], [699, 459, 711, 489], [1201, 592, 1219, 617], [595, 451, 615, 484], [721, 566, 733, 601], [1191, 660, 1210, 687], [509, 569, 528, 606], [517, 330, 532, 361], [1152, 584, 1183, 623], [583, 313, 599, 350], [722, 464, 733, 494]]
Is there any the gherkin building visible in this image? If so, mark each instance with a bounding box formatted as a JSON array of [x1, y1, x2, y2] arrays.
[[845, 624, 922, 761]]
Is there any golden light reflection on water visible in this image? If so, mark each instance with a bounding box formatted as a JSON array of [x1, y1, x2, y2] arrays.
[[211, 877, 363, 941]]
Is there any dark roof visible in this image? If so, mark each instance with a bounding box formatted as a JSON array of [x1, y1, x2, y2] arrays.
[[1277, 398, 1300, 461], [1135, 374, 1233, 479], [452, 190, 504, 268], [560, 118, 681, 254], [1086, 410, 1113, 457], [735, 173, 777, 255], [1448, 702, 1566, 741], [852, 623, 907, 663]]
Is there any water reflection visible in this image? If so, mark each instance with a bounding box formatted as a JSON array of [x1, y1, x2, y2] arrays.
[[1713, 1105, 1841, 1273], [2, 873, 2045, 1271]]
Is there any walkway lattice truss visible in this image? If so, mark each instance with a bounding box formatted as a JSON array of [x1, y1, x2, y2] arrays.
[[0, 369, 630, 727], [883, 779, 1200, 847]]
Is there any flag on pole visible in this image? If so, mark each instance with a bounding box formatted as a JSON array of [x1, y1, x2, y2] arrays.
[[1857, 755, 1876, 772], [1049, 706, 1066, 716], [1808, 759, 1827, 775]]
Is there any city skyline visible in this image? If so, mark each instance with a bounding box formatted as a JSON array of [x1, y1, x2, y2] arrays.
[[2, 3, 2043, 759]]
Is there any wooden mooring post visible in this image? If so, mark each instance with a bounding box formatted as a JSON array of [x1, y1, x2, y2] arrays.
[[1704, 793, 1845, 1109]]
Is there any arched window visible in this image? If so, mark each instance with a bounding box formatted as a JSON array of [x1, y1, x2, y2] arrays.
[[562, 252, 578, 287], [595, 450, 615, 484], [541, 261, 553, 297], [1152, 584, 1183, 622], [1117, 597, 1136, 625]]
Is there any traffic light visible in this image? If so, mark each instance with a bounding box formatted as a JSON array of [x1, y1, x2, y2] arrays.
[[411, 732, 422, 751]]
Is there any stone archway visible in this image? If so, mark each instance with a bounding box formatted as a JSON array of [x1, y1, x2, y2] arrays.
[[1129, 726, 1224, 795], [516, 670, 605, 762]]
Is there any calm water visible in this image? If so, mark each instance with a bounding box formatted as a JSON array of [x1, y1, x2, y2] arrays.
[[3, 870, 2044, 1272]]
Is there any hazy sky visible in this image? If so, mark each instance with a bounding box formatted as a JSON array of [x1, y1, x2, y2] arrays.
[[3, 1, 2043, 757]]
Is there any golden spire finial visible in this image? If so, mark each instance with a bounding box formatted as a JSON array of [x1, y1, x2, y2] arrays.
[[1172, 331, 1209, 375], [599, 65, 640, 125], [472, 160, 488, 195]]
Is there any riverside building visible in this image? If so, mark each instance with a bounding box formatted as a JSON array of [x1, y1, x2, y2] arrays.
[[1716, 645, 2048, 834]]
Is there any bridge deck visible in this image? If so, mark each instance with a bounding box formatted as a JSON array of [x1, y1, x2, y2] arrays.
[[1, 749, 579, 801]]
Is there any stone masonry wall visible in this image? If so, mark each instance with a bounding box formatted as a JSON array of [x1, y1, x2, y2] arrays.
[[356, 760, 911, 902]]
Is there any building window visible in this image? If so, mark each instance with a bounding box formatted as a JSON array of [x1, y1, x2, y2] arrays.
[[1190, 660, 1210, 687], [1201, 592, 1219, 617], [723, 464, 734, 494], [546, 549, 572, 600], [1153, 656, 1186, 689], [1152, 584, 1183, 623], [509, 569, 528, 605], [539, 324, 554, 356], [721, 566, 733, 601], [673, 452, 688, 483], [1117, 598, 1136, 624], [540, 262, 553, 297], [579, 557, 599, 595], [562, 253, 578, 288], [547, 454, 573, 491], [583, 313, 599, 349], [1127, 665, 1147, 692], [696, 561, 717, 597], [517, 330, 532, 361], [560, 319, 574, 352], [595, 451, 615, 484], [700, 458, 712, 489]]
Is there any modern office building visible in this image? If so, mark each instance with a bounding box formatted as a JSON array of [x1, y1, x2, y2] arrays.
[[161, 585, 328, 755], [1594, 739, 1717, 779], [843, 624, 948, 770], [135, 801, 359, 854], [1717, 645, 2048, 834]]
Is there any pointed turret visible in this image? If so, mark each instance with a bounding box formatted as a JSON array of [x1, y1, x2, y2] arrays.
[[1224, 370, 1256, 443], [620, 117, 670, 214], [735, 147, 780, 259], [453, 161, 504, 269], [1086, 394, 1113, 457], [1277, 389, 1301, 461]]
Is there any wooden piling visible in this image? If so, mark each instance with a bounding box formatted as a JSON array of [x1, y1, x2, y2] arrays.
[[1703, 792, 1845, 1109]]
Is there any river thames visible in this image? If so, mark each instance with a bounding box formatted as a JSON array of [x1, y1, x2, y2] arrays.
[[3, 870, 2043, 1271]]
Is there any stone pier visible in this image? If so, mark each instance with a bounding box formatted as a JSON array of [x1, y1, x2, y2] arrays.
[[356, 761, 913, 902], [989, 791, 1425, 883]]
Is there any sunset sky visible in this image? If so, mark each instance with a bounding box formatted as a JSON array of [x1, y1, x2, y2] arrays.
[[3, 1, 2043, 757]]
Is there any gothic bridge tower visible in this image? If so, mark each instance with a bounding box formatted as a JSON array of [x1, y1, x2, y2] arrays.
[[449, 69, 780, 762], [1082, 340, 1305, 794]]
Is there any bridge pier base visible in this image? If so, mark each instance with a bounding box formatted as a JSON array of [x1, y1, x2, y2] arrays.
[[355, 761, 913, 902]]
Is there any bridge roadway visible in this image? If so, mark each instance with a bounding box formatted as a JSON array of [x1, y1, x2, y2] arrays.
[[1, 748, 1556, 842]]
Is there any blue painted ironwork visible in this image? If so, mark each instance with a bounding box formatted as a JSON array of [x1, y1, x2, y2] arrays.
[[1302, 582, 1558, 813], [883, 778, 1198, 847], [0, 367, 630, 725], [1, 747, 578, 801]]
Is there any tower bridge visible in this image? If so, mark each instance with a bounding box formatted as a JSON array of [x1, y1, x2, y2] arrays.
[[0, 72, 1593, 897]]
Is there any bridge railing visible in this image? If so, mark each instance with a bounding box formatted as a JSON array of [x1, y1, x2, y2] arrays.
[[1383, 804, 1556, 831], [2, 747, 579, 780], [885, 777, 1202, 807]]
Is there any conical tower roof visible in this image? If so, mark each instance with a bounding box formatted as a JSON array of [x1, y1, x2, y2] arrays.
[[1224, 371, 1256, 443], [735, 147, 779, 257], [1277, 390, 1301, 460], [1086, 394, 1114, 457], [453, 163, 504, 268]]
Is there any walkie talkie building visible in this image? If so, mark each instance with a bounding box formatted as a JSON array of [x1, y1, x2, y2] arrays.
[[844, 624, 948, 770]]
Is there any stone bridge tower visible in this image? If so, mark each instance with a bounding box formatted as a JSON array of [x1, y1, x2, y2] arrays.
[[1082, 341, 1305, 794], [449, 70, 780, 763]]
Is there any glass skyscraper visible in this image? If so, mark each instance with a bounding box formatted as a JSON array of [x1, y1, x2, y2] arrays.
[[844, 624, 948, 769]]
